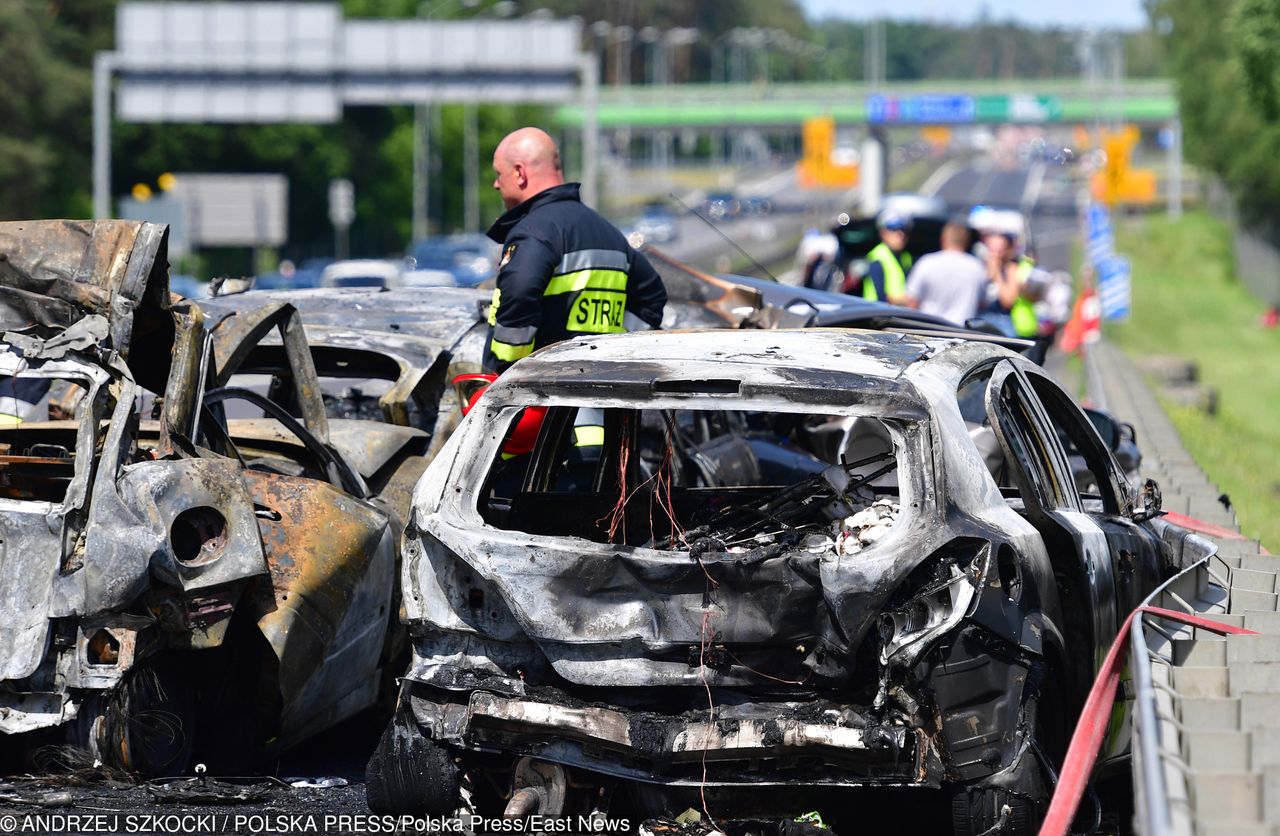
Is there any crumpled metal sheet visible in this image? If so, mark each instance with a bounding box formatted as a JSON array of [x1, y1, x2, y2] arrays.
[[0, 220, 170, 356], [1, 315, 110, 360]]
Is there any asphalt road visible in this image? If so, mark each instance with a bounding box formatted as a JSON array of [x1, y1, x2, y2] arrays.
[[632, 167, 847, 274], [928, 158, 1082, 274]]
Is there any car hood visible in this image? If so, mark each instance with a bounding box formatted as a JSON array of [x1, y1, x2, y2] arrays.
[[646, 246, 968, 332]]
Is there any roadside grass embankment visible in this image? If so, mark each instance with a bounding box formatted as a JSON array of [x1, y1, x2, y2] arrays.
[[1107, 210, 1280, 550]]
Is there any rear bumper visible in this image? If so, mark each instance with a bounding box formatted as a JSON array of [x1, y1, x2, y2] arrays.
[[406, 687, 937, 788]]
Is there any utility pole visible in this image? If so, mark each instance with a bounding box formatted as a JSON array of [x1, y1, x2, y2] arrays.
[[412, 103, 430, 241], [93, 52, 117, 220], [862, 19, 888, 213], [581, 52, 599, 208], [464, 103, 480, 233], [1168, 115, 1183, 219]]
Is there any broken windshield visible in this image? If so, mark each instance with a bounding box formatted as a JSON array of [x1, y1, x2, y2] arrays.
[[479, 405, 910, 553]]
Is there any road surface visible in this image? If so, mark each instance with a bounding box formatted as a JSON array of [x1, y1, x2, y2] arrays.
[[928, 158, 1080, 274]]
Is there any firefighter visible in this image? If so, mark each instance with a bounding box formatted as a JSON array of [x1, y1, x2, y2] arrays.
[[483, 127, 667, 373], [482, 127, 667, 471]]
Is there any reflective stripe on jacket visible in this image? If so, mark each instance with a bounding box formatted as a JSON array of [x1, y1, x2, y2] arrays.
[[483, 183, 667, 372], [862, 242, 911, 302], [1010, 257, 1038, 337]]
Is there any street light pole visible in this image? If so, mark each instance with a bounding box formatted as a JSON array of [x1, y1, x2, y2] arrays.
[[93, 52, 117, 220], [412, 102, 430, 240], [464, 102, 479, 232]]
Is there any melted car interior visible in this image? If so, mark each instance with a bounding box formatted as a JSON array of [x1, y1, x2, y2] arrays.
[[481, 405, 903, 548]]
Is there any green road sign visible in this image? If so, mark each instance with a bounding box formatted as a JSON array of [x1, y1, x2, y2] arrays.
[[975, 95, 1063, 122]]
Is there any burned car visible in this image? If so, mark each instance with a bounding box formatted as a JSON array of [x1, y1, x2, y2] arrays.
[[198, 287, 493, 516], [370, 328, 1179, 834], [0, 221, 403, 775]]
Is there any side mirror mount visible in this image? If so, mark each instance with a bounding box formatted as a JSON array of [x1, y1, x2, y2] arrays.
[[1133, 478, 1164, 522], [1083, 407, 1121, 449]]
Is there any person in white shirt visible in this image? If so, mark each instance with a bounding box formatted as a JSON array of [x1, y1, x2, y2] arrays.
[[900, 221, 989, 326]]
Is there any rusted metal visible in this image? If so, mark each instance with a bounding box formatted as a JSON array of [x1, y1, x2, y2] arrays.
[[0, 220, 405, 773], [242, 469, 395, 744]]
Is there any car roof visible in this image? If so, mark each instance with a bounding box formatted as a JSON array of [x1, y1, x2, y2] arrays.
[[199, 286, 486, 352], [490, 329, 985, 417]]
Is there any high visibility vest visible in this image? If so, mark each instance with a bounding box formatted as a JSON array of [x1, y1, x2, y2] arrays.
[[862, 243, 911, 302], [1010, 257, 1038, 337]]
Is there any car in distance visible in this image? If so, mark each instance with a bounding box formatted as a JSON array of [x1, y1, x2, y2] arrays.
[[321, 259, 405, 289]]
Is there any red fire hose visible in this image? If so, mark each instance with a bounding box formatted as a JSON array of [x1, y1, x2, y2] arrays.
[[1038, 605, 1257, 836], [1163, 511, 1270, 554]]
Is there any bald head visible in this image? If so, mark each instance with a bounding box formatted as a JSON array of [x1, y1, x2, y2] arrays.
[[493, 127, 564, 210]]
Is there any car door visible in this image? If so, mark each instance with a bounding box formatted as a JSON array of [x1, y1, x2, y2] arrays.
[[1021, 368, 1168, 761], [984, 361, 1118, 702], [1021, 367, 1167, 617], [204, 302, 398, 743]]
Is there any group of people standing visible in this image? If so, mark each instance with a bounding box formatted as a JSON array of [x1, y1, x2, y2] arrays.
[[854, 211, 1046, 338]]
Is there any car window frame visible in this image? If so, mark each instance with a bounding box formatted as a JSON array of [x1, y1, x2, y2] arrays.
[[1021, 367, 1131, 517], [983, 361, 1084, 515]]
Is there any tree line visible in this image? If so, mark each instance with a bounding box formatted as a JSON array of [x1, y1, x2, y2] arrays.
[[1151, 0, 1280, 233], [4, 0, 1167, 275]]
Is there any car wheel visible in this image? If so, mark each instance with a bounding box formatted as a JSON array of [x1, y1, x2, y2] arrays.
[[950, 672, 1065, 836], [98, 662, 196, 777], [366, 713, 459, 815]]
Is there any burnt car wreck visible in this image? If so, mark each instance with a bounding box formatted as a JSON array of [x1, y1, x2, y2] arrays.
[[373, 328, 1182, 834], [0, 221, 404, 775]]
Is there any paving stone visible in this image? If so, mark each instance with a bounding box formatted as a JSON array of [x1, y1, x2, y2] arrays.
[[1192, 771, 1261, 822], [1234, 569, 1279, 594], [1231, 589, 1279, 614], [1175, 638, 1227, 666], [1200, 613, 1247, 630], [1232, 664, 1280, 695], [1242, 694, 1280, 729], [1175, 666, 1230, 698], [1231, 635, 1280, 664], [1179, 696, 1239, 729], [1184, 729, 1250, 770], [1252, 728, 1280, 768], [1199, 826, 1269, 836], [1219, 539, 1265, 559], [1265, 766, 1280, 824], [1244, 611, 1280, 635]]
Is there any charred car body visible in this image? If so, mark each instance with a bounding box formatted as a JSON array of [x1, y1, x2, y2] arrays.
[[373, 328, 1182, 833], [0, 221, 405, 775], [198, 287, 493, 516]]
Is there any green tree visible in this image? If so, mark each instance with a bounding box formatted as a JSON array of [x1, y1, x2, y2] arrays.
[[0, 0, 114, 220], [1151, 0, 1280, 223]]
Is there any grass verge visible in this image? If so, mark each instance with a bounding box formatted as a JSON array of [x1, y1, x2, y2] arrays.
[[1107, 209, 1280, 550]]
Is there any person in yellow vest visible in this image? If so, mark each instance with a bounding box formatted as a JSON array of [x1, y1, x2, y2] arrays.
[[0, 378, 51, 426], [983, 231, 1042, 338], [857, 211, 913, 303]]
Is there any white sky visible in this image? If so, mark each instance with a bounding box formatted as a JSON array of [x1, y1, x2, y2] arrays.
[[799, 0, 1148, 30]]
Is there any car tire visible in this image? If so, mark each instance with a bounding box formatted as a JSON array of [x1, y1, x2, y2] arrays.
[[950, 672, 1064, 836], [99, 661, 196, 777], [950, 784, 1036, 836], [365, 713, 459, 815]]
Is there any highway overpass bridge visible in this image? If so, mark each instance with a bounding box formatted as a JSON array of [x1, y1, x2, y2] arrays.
[[556, 78, 1176, 129]]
